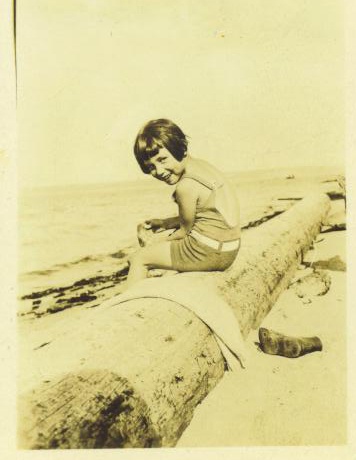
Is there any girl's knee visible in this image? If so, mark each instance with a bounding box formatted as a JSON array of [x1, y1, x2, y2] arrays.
[[128, 250, 141, 266], [128, 243, 171, 270], [128, 248, 148, 267]]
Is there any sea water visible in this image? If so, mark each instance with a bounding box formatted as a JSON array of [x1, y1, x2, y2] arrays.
[[19, 179, 176, 277]]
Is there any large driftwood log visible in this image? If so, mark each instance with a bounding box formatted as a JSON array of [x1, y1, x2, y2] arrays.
[[18, 193, 331, 449], [19, 299, 224, 448]]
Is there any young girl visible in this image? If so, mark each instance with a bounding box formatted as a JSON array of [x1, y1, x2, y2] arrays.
[[126, 118, 241, 288]]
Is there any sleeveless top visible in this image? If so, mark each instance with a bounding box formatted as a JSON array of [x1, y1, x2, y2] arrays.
[[172, 171, 241, 242]]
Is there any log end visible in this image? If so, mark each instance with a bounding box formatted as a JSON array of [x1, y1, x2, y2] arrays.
[[18, 370, 161, 449]]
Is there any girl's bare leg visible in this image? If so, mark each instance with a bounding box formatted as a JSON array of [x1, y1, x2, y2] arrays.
[[126, 242, 173, 289]]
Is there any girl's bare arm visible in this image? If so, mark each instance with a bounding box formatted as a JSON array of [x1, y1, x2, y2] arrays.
[[162, 216, 181, 230], [166, 179, 199, 241]]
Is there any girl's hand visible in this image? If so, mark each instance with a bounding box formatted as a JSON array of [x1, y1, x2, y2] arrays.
[[144, 219, 165, 233], [137, 222, 161, 247]]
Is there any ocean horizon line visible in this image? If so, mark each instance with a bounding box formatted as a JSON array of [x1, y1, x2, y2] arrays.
[[19, 163, 344, 193]]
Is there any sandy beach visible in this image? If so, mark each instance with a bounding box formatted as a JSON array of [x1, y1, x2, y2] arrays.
[[178, 204, 346, 446], [17, 170, 347, 448]]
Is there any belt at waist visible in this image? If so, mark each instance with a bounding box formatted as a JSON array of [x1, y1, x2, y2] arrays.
[[190, 229, 241, 252]]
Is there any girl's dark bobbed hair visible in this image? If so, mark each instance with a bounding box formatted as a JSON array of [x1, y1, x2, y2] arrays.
[[134, 119, 188, 174]]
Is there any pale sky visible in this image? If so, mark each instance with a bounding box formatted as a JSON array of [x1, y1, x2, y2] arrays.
[[17, 0, 345, 188]]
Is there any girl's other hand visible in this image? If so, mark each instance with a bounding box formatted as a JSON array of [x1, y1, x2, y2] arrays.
[[144, 219, 165, 232]]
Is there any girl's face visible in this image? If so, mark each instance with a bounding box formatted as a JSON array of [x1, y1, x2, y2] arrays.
[[144, 148, 187, 185]]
